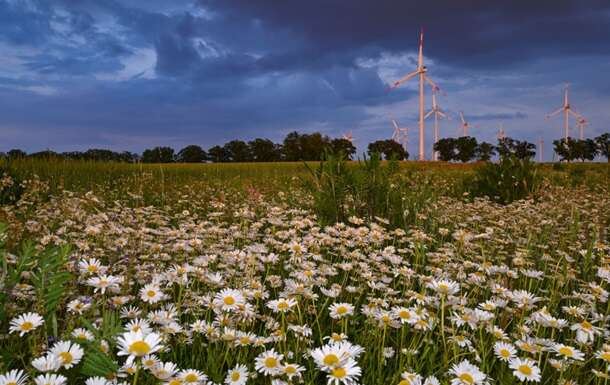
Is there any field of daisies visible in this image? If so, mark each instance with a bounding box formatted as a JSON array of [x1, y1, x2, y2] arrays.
[[0, 160, 609, 385]]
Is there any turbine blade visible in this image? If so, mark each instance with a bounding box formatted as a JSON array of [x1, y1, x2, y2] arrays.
[[387, 70, 418, 91], [392, 119, 399, 130], [545, 107, 563, 118], [424, 110, 434, 120], [424, 75, 440, 92]]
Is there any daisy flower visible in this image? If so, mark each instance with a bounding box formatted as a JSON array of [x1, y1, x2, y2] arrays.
[[0, 369, 28, 385], [399, 371, 422, 385], [9, 312, 44, 336], [140, 284, 166, 304], [595, 349, 610, 363], [117, 330, 163, 365], [254, 349, 284, 376], [85, 377, 111, 385], [178, 369, 207, 384], [494, 341, 517, 362], [282, 363, 305, 380], [31, 355, 62, 372], [33, 374, 67, 385], [553, 344, 585, 361], [72, 328, 95, 342], [50, 341, 84, 369], [213, 289, 245, 312], [329, 303, 355, 319], [449, 360, 486, 385], [153, 362, 179, 380], [311, 343, 348, 370], [86, 274, 122, 294], [267, 298, 297, 313], [509, 358, 541, 382], [427, 279, 460, 296], [326, 358, 361, 385], [225, 364, 248, 385]]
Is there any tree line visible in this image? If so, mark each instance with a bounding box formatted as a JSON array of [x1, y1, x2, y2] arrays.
[[2, 131, 609, 163]]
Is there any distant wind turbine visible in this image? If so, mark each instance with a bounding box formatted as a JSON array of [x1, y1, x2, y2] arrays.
[[387, 28, 440, 161], [391, 119, 410, 152], [498, 123, 506, 140], [424, 89, 448, 161], [458, 112, 478, 137], [575, 117, 588, 140], [342, 130, 354, 142], [545, 83, 585, 140]]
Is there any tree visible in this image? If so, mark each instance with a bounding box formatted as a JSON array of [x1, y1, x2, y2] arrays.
[[367, 140, 407, 160], [476, 142, 496, 161], [142, 147, 175, 163], [574, 139, 598, 162], [207, 145, 229, 162], [553, 137, 578, 162], [248, 138, 281, 162], [177, 145, 207, 163], [454, 136, 478, 163], [595, 133, 610, 162], [498, 137, 536, 160], [330, 138, 356, 159], [7, 149, 26, 159], [282, 131, 302, 161], [223, 140, 252, 162], [434, 138, 457, 161], [300, 132, 331, 161]]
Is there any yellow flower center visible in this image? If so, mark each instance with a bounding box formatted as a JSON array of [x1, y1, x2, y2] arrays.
[[87, 265, 98, 272], [278, 301, 289, 310], [147, 290, 156, 297], [128, 340, 151, 356], [332, 367, 347, 378], [558, 347, 573, 357], [184, 373, 198, 382], [337, 306, 347, 314], [264, 357, 277, 368], [600, 352, 610, 361], [459, 373, 474, 384], [20, 321, 33, 331], [399, 381, 411, 385], [500, 349, 510, 358], [231, 371, 241, 381], [519, 365, 532, 376], [223, 296, 235, 305], [7, 382, 17, 385], [323, 354, 339, 366], [239, 337, 250, 344], [581, 320, 592, 330], [169, 380, 182, 385], [285, 366, 296, 374], [59, 351, 73, 363], [398, 310, 410, 319], [438, 284, 449, 292]]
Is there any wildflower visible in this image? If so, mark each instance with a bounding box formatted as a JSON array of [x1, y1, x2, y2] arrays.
[[72, 328, 95, 342], [31, 355, 62, 372], [85, 377, 110, 385], [153, 362, 179, 380], [449, 360, 486, 385], [225, 364, 249, 385], [213, 289, 245, 312], [0, 369, 28, 385], [595, 349, 610, 362], [33, 374, 67, 385], [399, 371, 422, 385], [9, 312, 44, 336], [326, 358, 361, 385], [255, 349, 284, 376], [267, 298, 297, 313], [86, 274, 122, 294], [117, 330, 163, 365], [79, 258, 106, 275], [509, 358, 541, 382], [329, 303, 355, 319], [494, 341, 517, 362], [140, 284, 166, 304], [427, 279, 460, 296], [50, 341, 84, 369], [282, 363, 305, 380], [178, 369, 207, 384], [553, 344, 585, 361]]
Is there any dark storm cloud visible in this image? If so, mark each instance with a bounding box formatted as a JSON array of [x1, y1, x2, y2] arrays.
[[0, 0, 609, 156]]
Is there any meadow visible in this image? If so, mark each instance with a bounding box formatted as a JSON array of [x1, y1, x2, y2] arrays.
[[0, 157, 609, 385]]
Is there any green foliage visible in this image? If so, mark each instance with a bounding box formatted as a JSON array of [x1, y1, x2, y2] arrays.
[[367, 140, 408, 160], [29, 242, 72, 334], [80, 345, 120, 378], [304, 150, 434, 228], [0, 165, 24, 205], [467, 155, 541, 204]]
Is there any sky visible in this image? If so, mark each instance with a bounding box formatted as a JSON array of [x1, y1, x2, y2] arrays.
[[1, 0, 609, 160]]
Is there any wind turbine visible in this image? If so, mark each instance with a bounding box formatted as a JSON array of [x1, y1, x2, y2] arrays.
[[575, 117, 588, 140], [458, 112, 477, 137], [498, 123, 506, 140], [391, 119, 410, 152], [387, 28, 439, 161], [538, 136, 544, 162], [342, 130, 354, 142], [424, 88, 448, 161], [545, 83, 584, 140]]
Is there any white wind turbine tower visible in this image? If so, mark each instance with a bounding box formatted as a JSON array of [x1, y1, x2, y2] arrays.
[[545, 83, 584, 140], [458, 112, 477, 137], [387, 28, 440, 160], [498, 123, 506, 140], [391, 119, 410, 152], [575, 117, 588, 140], [538, 136, 544, 162], [424, 88, 448, 161]]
